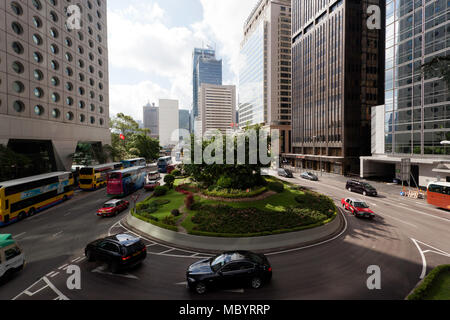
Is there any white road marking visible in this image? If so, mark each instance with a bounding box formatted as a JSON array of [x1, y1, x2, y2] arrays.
[[52, 231, 63, 238], [46, 271, 57, 277], [159, 248, 175, 255], [63, 211, 72, 216], [42, 276, 69, 300], [50, 272, 59, 278], [411, 238, 450, 279], [12, 276, 68, 300], [58, 264, 69, 270], [223, 288, 245, 294], [71, 256, 83, 263], [175, 281, 188, 286], [15, 232, 26, 239]]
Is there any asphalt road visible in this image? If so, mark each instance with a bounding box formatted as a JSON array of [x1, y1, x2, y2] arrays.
[[1, 175, 449, 300]]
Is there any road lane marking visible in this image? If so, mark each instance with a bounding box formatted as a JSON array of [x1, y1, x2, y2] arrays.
[[58, 264, 69, 270], [71, 256, 84, 263], [15, 232, 26, 239], [42, 276, 69, 300], [52, 231, 63, 238], [411, 238, 450, 279], [159, 248, 175, 255], [50, 272, 59, 278]]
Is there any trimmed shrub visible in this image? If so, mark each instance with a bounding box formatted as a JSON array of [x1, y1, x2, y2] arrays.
[[202, 186, 267, 199], [171, 169, 181, 177], [408, 265, 450, 300], [164, 174, 175, 189], [185, 193, 194, 210], [154, 186, 169, 197], [153, 199, 170, 206], [217, 176, 233, 189], [161, 216, 176, 226], [268, 181, 284, 193], [171, 209, 181, 217]]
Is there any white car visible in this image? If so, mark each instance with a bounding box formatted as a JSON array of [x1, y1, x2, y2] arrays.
[[0, 234, 25, 282]]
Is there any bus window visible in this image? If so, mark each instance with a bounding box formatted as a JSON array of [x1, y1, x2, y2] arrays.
[[109, 173, 121, 180]]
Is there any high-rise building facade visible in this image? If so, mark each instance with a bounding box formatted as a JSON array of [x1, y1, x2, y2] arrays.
[[198, 84, 236, 135], [0, 0, 110, 171], [289, 0, 385, 175], [158, 99, 179, 147], [239, 0, 292, 154], [143, 102, 159, 139], [361, 0, 450, 186], [192, 48, 222, 130], [179, 109, 191, 135]]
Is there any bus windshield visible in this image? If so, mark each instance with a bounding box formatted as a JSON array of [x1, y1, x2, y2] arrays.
[[108, 173, 122, 180], [80, 168, 94, 175]]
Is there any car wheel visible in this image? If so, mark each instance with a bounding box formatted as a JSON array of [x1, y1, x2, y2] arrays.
[[18, 211, 27, 221], [28, 208, 36, 216], [348, 188, 352, 192], [251, 277, 263, 289], [195, 282, 207, 295], [86, 250, 95, 262]]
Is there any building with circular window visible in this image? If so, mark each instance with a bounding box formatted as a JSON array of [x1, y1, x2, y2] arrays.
[[1, 0, 110, 171]]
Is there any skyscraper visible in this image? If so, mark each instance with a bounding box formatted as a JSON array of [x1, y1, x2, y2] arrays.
[[158, 99, 179, 147], [361, 0, 450, 186], [239, 0, 292, 154], [289, 0, 385, 175], [179, 109, 191, 135], [192, 48, 222, 132], [143, 103, 159, 139], [198, 84, 236, 135], [0, 0, 110, 171]]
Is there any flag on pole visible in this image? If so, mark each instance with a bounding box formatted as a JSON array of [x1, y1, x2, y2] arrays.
[[119, 134, 125, 140]]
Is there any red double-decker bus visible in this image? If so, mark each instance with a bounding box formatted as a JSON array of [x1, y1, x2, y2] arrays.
[[107, 166, 148, 197]]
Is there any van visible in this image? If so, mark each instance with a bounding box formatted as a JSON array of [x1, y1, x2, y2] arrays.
[[0, 234, 25, 282]]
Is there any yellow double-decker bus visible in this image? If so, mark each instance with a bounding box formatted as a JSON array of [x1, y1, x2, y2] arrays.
[[79, 163, 123, 190], [0, 172, 75, 226]]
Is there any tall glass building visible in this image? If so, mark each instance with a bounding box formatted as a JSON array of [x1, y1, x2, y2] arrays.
[[192, 48, 222, 127], [361, 0, 450, 186]]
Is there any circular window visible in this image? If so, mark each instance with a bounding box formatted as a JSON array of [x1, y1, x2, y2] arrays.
[[11, 2, 23, 15], [97, 23, 102, 31], [33, 52, 43, 63], [11, 22, 23, 35], [32, 0, 42, 10], [87, 1, 92, 9], [65, 52, 73, 62], [89, 78, 95, 86], [99, 83, 103, 90], [34, 87, 44, 98], [97, 11, 101, 19], [50, 28, 58, 38], [88, 27, 93, 35], [51, 60, 59, 70], [32, 34, 43, 45], [89, 66, 94, 73], [90, 104, 95, 112], [98, 47, 103, 55], [78, 46, 84, 54], [79, 101, 85, 109], [99, 95, 104, 102], [66, 111, 74, 121], [32, 16, 42, 28], [65, 37, 73, 47], [66, 82, 73, 91], [88, 40, 94, 48], [89, 91, 95, 99], [12, 81, 25, 93], [12, 42, 24, 54], [99, 106, 104, 114], [88, 14, 93, 22], [79, 114, 85, 122], [99, 118, 104, 125], [50, 44, 59, 54], [97, 34, 102, 43], [12, 61, 24, 74], [89, 53, 94, 61], [34, 105, 44, 115], [13, 100, 25, 113], [78, 31, 84, 41], [79, 73, 85, 82], [34, 69, 44, 81], [90, 116, 95, 124], [50, 0, 57, 5], [65, 67, 73, 76], [66, 97, 74, 106], [78, 59, 85, 68], [51, 108, 60, 118], [51, 77, 60, 86], [51, 92, 60, 102], [78, 87, 85, 95], [50, 11, 58, 22], [98, 59, 103, 66], [99, 71, 103, 78]]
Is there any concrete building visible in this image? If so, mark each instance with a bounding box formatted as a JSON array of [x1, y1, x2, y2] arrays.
[[198, 84, 236, 135], [360, 0, 450, 187], [192, 48, 222, 133], [143, 102, 159, 139], [0, 0, 110, 172], [239, 0, 292, 154], [288, 0, 385, 175], [158, 99, 179, 147]]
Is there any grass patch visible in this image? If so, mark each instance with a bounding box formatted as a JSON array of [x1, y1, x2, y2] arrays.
[[408, 265, 450, 300], [135, 189, 185, 220]]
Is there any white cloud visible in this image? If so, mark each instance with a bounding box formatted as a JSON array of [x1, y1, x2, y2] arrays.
[[107, 0, 256, 120]]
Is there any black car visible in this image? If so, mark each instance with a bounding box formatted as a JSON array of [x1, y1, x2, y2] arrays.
[[278, 168, 294, 178], [85, 234, 147, 273], [300, 171, 318, 181], [346, 180, 378, 197], [186, 251, 272, 294]]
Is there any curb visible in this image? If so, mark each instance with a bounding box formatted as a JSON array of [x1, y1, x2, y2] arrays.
[[122, 208, 346, 254]]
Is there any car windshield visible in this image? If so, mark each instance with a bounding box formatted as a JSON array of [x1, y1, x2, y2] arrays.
[[102, 203, 115, 208], [362, 183, 374, 189], [210, 254, 228, 272], [354, 202, 369, 208]]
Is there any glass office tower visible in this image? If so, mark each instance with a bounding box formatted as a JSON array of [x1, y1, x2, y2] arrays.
[[192, 48, 222, 124]]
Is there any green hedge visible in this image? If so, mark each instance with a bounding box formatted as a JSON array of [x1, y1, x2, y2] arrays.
[[188, 212, 337, 238], [407, 265, 450, 300], [131, 208, 178, 232], [268, 181, 284, 193]]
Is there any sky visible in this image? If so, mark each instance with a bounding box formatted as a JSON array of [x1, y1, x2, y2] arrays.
[[107, 0, 257, 121]]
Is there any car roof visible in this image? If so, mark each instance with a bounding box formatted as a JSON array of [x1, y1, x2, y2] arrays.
[[105, 234, 140, 246], [104, 199, 122, 205]]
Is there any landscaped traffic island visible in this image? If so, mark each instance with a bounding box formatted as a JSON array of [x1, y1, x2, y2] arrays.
[[131, 176, 337, 238]]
